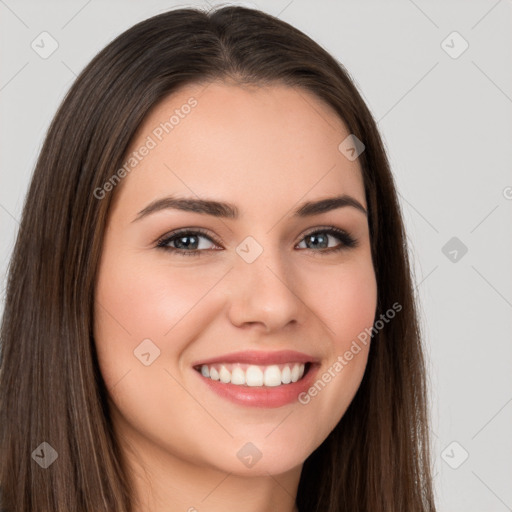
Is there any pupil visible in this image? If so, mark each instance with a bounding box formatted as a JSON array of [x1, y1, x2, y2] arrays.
[[176, 235, 197, 249], [309, 234, 327, 249]]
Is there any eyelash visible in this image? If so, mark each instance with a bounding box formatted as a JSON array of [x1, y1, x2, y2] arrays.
[[155, 226, 358, 257]]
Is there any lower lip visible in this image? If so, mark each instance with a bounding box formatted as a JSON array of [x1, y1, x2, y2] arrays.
[[193, 364, 320, 408]]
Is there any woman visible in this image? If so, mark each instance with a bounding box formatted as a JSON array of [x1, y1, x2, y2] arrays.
[[0, 5, 437, 511]]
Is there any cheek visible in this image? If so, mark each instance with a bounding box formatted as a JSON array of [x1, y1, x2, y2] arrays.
[[95, 245, 218, 337], [92, 249, 223, 385], [309, 256, 378, 346], [298, 257, 377, 428]]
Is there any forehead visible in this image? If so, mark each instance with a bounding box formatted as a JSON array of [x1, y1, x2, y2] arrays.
[[115, 81, 366, 218]]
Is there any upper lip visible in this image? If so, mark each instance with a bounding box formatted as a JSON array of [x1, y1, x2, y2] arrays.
[[192, 350, 320, 368]]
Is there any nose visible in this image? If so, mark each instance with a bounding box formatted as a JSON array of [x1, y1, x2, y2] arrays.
[[225, 242, 306, 333]]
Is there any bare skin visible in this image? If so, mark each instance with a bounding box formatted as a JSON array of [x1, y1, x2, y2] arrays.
[[93, 81, 377, 512]]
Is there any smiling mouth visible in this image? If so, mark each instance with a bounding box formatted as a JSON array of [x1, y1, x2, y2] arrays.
[[193, 362, 313, 387]]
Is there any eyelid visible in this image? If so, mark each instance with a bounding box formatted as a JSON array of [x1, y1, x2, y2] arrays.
[[299, 225, 347, 242], [155, 227, 222, 248]]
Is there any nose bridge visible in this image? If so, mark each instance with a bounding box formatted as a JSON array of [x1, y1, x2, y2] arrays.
[[237, 239, 287, 290], [226, 234, 304, 330]]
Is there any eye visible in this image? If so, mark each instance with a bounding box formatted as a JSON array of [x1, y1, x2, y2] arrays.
[[156, 226, 357, 257], [156, 228, 220, 257], [296, 226, 357, 253]]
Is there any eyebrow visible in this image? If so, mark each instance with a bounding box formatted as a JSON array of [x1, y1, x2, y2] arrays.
[[132, 194, 367, 222]]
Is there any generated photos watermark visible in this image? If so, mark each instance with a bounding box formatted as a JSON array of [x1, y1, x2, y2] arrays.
[[93, 97, 198, 200], [298, 301, 402, 405]]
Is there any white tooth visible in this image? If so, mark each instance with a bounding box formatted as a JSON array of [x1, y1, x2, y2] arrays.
[[246, 365, 264, 387], [201, 365, 210, 378], [263, 365, 282, 387], [281, 365, 292, 384], [298, 363, 305, 379], [290, 364, 300, 383], [209, 367, 220, 380], [230, 366, 246, 385], [219, 365, 231, 383]]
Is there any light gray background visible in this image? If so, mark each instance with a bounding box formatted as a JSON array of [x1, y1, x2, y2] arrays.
[[1, 0, 511, 510]]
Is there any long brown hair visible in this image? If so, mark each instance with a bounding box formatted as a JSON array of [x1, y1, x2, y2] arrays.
[[0, 5, 436, 511]]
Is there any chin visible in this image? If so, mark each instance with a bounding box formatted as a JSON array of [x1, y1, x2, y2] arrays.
[[201, 434, 312, 477]]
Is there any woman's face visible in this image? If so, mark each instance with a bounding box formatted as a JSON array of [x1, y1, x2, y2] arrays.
[[94, 82, 377, 477]]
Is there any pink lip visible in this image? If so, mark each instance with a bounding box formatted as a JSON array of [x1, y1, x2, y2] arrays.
[[191, 350, 319, 368], [193, 361, 320, 408]]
